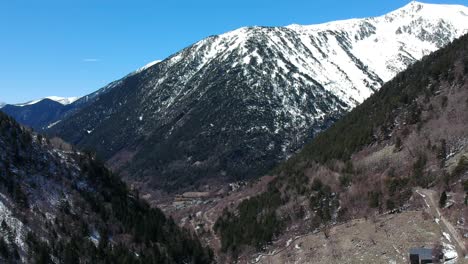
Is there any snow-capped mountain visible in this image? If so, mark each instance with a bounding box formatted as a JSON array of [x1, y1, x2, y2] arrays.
[[214, 26, 468, 262], [0, 102, 5, 108], [49, 2, 468, 191], [1, 60, 164, 130], [47, 96, 80, 105], [287, 1, 468, 88], [2, 97, 81, 130], [15, 96, 80, 107]]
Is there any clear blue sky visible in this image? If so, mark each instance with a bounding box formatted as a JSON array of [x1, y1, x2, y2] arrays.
[[1, 0, 466, 104]]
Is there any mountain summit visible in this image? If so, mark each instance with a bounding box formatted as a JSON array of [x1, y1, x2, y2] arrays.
[[14, 96, 80, 107], [48, 2, 468, 192]]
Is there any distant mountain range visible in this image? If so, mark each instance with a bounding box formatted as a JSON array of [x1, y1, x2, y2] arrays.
[[1, 61, 163, 131], [1, 97, 79, 131], [5, 1, 468, 192], [13, 96, 80, 107]]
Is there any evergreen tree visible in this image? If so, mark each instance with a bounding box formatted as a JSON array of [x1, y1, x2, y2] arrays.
[[439, 191, 447, 208]]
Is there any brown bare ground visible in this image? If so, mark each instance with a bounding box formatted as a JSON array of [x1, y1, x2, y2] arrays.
[[254, 210, 467, 264]]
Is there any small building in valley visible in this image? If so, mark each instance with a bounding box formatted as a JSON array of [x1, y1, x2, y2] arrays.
[[409, 248, 443, 264]]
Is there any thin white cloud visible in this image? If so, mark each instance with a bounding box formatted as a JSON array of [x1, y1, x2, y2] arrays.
[[82, 58, 101, 62]]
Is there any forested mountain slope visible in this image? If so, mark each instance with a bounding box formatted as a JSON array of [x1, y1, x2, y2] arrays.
[[214, 33, 468, 261], [0, 111, 212, 263]]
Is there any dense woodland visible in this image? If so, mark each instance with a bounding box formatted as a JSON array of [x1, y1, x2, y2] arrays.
[[0, 112, 212, 263], [215, 33, 468, 255]]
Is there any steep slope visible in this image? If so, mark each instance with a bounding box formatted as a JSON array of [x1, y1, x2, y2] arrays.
[[0, 111, 212, 263], [49, 2, 468, 192], [213, 33, 468, 261]]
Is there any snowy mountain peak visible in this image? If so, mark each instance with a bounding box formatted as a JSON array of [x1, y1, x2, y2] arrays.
[[388, 1, 468, 21], [162, 2, 468, 109], [49, 2, 468, 190], [400, 1, 467, 11], [45, 96, 80, 105], [15, 96, 80, 107], [287, 2, 468, 32], [401, 1, 430, 11], [134, 59, 162, 74], [280, 2, 468, 99]]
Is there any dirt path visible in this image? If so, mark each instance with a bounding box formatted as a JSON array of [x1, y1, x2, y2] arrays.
[[416, 188, 466, 259], [203, 204, 217, 226]]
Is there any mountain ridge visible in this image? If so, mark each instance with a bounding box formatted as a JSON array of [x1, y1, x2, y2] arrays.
[[1, 99, 76, 131], [13, 96, 80, 107], [47, 2, 468, 192]]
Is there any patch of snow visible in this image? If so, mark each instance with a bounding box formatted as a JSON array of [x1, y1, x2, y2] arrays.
[[416, 190, 426, 198], [435, 218, 440, 224], [416, 190, 431, 208], [47, 120, 62, 129], [392, 245, 401, 255], [134, 60, 162, 74], [46, 96, 80, 105], [0, 195, 28, 250], [442, 242, 458, 261], [443, 232, 452, 242], [89, 230, 101, 247]]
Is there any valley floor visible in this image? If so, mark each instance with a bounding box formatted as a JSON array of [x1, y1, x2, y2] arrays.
[[156, 183, 467, 263], [253, 190, 467, 264]]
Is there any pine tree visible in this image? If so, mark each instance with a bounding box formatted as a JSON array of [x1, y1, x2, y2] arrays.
[[439, 191, 447, 208]]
